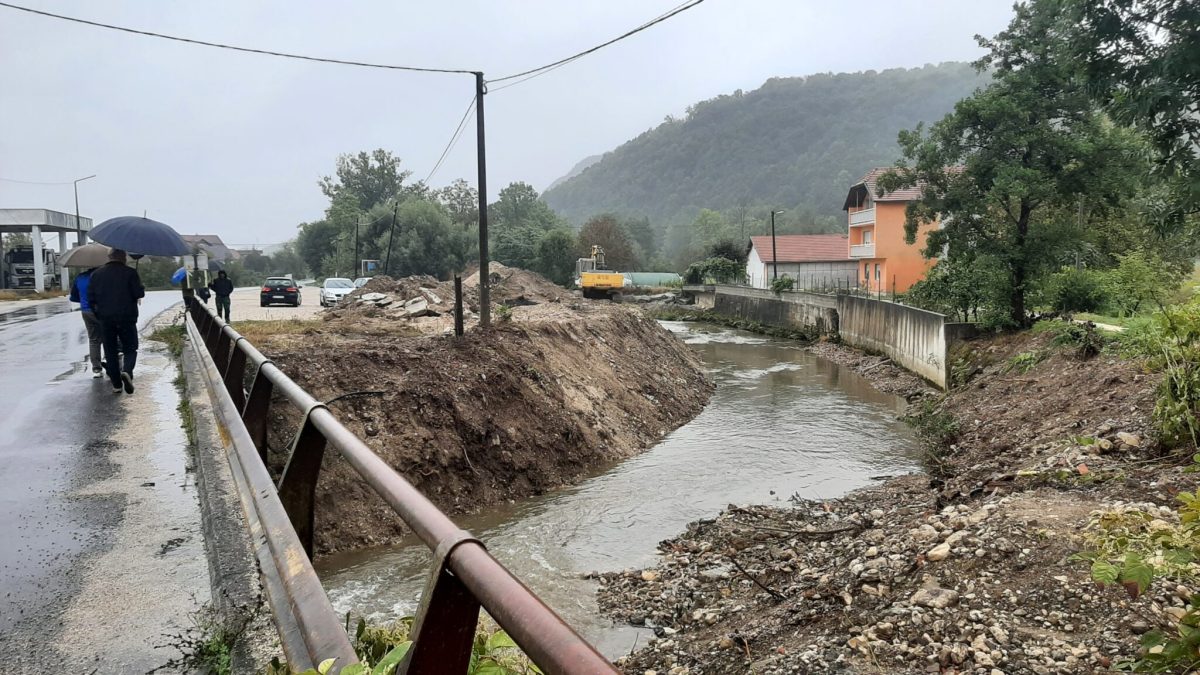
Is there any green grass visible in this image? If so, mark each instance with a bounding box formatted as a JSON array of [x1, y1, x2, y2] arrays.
[[1073, 312, 1131, 327]]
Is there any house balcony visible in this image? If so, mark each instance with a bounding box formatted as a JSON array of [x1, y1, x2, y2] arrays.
[[849, 243, 875, 258], [849, 207, 875, 226]]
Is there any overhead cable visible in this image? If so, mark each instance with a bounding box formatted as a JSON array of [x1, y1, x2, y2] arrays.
[[0, 2, 475, 74], [486, 0, 706, 89], [424, 96, 477, 184], [0, 176, 77, 185]]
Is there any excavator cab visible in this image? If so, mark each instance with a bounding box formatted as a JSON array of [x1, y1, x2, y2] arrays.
[[576, 245, 625, 300]]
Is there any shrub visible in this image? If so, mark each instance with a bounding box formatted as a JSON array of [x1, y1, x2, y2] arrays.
[[684, 257, 743, 285], [770, 276, 794, 294], [1043, 266, 1107, 313]]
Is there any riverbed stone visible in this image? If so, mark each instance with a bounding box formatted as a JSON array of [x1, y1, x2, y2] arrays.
[[911, 587, 960, 609]]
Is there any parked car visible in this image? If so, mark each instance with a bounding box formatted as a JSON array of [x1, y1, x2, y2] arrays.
[[353, 277, 370, 288], [260, 277, 301, 307], [320, 277, 355, 307]]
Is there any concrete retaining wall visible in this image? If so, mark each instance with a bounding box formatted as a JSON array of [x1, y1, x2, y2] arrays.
[[680, 284, 975, 389], [836, 295, 949, 387]]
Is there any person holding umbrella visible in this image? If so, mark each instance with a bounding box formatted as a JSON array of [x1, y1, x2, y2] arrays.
[[68, 266, 103, 378], [87, 248, 145, 394], [61, 242, 115, 379]]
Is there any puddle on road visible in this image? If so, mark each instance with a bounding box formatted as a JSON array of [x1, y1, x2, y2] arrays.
[[0, 300, 74, 327], [317, 321, 922, 657]]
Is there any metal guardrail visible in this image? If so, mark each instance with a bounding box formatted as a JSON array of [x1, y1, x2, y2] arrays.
[[183, 298, 617, 674]]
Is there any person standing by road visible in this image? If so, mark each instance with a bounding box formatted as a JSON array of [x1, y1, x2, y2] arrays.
[[209, 269, 234, 322], [68, 266, 104, 378], [87, 248, 145, 394]]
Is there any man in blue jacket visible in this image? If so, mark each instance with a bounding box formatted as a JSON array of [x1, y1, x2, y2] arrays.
[[68, 267, 104, 378], [87, 249, 145, 394]]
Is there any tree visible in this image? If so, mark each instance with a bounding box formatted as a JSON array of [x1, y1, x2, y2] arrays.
[[378, 200, 469, 279], [534, 229, 577, 286], [491, 182, 562, 232], [437, 179, 479, 228], [622, 216, 657, 260], [295, 219, 340, 277], [707, 239, 748, 265], [1106, 249, 1183, 316], [1060, 0, 1200, 206], [320, 149, 417, 212], [578, 215, 640, 271], [270, 241, 307, 277], [879, 3, 1147, 326]]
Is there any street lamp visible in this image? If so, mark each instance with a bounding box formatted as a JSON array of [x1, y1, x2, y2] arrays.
[[74, 174, 96, 245], [770, 209, 785, 281]]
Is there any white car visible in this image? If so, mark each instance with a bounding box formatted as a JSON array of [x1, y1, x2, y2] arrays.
[[353, 277, 370, 288], [319, 277, 355, 307]]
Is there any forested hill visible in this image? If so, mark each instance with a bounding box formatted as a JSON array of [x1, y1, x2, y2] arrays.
[[542, 63, 987, 228]]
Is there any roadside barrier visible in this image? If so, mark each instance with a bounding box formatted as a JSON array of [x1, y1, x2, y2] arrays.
[[184, 299, 617, 674]]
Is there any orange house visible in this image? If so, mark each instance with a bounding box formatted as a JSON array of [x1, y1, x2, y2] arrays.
[[842, 168, 938, 293]]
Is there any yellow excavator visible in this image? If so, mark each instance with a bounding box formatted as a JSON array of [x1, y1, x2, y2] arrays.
[[575, 245, 625, 300]]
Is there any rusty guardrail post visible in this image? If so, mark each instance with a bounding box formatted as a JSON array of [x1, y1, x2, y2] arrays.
[[276, 404, 329, 558], [400, 531, 484, 674], [242, 365, 275, 465], [223, 337, 248, 411]]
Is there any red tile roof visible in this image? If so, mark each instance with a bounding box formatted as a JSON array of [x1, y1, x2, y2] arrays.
[[842, 167, 929, 210], [857, 167, 925, 201], [750, 234, 850, 263]]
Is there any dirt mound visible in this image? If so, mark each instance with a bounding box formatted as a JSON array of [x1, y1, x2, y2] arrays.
[[258, 303, 712, 554], [462, 261, 570, 306], [600, 326, 1188, 674], [322, 263, 572, 327]]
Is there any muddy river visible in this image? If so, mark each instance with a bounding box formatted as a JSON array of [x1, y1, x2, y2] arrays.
[[317, 321, 921, 656]]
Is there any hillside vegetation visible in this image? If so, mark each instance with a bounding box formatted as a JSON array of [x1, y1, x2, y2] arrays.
[[542, 63, 986, 229]]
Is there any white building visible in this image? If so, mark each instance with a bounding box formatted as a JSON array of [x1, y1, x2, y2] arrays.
[[746, 234, 858, 290]]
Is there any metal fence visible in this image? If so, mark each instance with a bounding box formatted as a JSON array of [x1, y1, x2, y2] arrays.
[[183, 298, 616, 674]]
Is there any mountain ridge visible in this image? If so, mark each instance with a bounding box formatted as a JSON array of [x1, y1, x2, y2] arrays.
[[542, 62, 988, 229]]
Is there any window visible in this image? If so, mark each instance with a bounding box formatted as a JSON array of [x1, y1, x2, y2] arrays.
[[863, 263, 869, 280], [874, 264, 880, 281], [863, 230, 873, 244]]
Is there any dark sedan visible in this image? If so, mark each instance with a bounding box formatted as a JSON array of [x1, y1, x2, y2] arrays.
[[260, 277, 301, 307]]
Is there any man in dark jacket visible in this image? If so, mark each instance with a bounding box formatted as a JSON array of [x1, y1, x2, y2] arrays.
[[87, 249, 145, 394], [209, 270, 234, 321]]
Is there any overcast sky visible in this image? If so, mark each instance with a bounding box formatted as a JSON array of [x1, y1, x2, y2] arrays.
[[1, 0, 1018, 250]]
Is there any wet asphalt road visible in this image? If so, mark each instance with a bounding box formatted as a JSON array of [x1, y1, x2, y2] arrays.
[[0, 292, 182, 635]]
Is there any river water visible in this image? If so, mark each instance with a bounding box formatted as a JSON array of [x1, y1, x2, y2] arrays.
[[317, 321, 921, 656]]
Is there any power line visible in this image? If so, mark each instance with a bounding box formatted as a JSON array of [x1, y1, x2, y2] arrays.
[[0, 176, 76, 186], [424, 95, 477, 184], [0, 2, 475, 75], [486, 0, 706, 88]]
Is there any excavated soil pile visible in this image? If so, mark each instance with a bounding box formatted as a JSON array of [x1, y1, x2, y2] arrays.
[[259, 301, 712, 554], [322, 263, 571, 326], [599, 324, 1199, 674]]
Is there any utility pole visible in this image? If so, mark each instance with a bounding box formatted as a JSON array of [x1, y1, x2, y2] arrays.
[[770, 209, 784, 281], [475, 72, 491, 327], [354, 215, 361, 277], [74, 174, 96, 245], [384, 200, 398, 275]]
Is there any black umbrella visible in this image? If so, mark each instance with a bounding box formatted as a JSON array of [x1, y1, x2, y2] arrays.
[[89, 216, 191, 257]]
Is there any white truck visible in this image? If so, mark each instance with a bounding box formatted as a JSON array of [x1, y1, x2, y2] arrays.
[[2, 246, 61, 290]]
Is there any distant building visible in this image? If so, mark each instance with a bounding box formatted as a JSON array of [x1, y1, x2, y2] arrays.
[[843, 168, 939, 293], [181, 234, 239, 264], [746, 234, 856, 290]]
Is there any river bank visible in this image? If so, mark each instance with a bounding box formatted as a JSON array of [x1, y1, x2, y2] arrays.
[[255, 274, 713, 555], [600, 322, 1195, 674]]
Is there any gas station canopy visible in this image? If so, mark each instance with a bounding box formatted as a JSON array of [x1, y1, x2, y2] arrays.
[[0, 209, 94, 292], [0, 208, 92, 234]]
